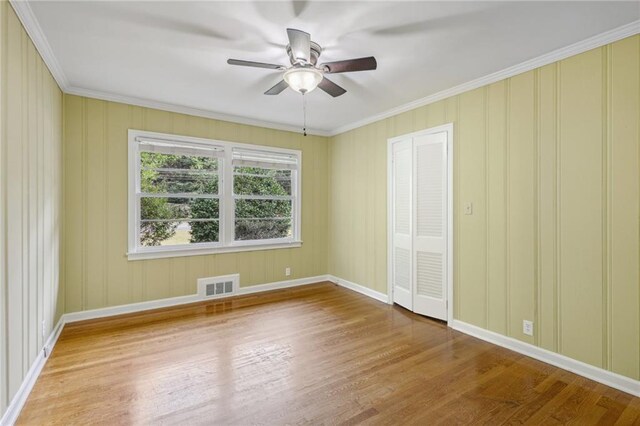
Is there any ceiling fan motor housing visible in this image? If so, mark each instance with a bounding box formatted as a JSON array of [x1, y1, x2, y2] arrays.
[[227, 28, 376, 98], [287, 41, 322, 65]]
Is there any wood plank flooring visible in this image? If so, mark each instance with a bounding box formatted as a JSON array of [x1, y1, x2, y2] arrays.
[[18, 282, 640, 425]]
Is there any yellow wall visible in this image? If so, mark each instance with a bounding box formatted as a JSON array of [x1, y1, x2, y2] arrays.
[[5, 6, 637, 416], [0, 1, 63, 414], [328, 35, 640, 380], [62, 95, 328, 313], [1, 0, 636, 418]]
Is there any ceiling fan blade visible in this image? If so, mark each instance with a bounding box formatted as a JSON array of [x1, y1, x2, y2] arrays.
[[318, 77, 346, 97], [287, 28, 311, 63], [264, 80, 289, 95], [321, 57, 377, 74], [227, 59, 285, 70]]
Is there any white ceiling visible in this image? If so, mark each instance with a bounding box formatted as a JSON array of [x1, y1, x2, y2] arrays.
[[27, 1, 640, 134]]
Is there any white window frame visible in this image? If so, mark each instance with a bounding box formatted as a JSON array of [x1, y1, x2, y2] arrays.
[[127, 129, 302, 261]]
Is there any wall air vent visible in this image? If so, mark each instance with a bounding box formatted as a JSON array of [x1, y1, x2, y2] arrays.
[[197, 274, 239, 300]]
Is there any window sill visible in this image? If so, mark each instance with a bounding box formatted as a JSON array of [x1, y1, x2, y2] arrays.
[[127, 241, 303, 261]]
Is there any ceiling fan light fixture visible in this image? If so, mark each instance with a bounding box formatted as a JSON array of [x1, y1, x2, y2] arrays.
[[283, 67, 323, 94], [228, 28, 377, 98]]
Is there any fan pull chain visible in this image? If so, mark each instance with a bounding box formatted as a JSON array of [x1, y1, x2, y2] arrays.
[[302, 92, 307, 137]]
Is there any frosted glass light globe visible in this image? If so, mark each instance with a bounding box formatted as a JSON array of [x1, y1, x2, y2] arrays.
[[283, 67, 323, 94]]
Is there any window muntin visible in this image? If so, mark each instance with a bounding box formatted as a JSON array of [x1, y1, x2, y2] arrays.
[[129, 131, 301, 259]]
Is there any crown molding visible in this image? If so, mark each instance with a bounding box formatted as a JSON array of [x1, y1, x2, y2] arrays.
[[9, 0, 329, 137], [64, 86, 330, 137], [9, 0, 68, 89], [328, 19, 640, 136], [9, 0, 639, 139]]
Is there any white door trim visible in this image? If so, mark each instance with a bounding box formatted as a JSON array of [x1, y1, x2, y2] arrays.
[[387, 123, 454, 323]]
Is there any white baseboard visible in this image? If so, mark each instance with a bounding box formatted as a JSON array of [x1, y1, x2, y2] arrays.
[[63, 275, 330, 324], [1, 275, 330, 424], [0, 317, 65, 426], [328, 275, 391, 304], [330, 278, 640, 398], [236, 275, 330, 296], [7, 279, 637, 425], [450, 319, 640, 398], [63, 293, 202, 324]]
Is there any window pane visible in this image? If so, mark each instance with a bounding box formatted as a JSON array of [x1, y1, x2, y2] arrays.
[[140, 197, 219, 246], [140, 220, 219, 247], [233, 167, 291, 196], [141, 152, 218, 195], [235, 218, 292, 241], [234, 199, 292, 240]]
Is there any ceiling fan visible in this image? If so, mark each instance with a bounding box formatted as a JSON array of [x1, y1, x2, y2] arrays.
[[227, 28, 377, 97]]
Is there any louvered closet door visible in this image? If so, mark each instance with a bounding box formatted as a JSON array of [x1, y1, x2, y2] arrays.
[[391, 139, 413, 310], [412, 132, 448, 320]]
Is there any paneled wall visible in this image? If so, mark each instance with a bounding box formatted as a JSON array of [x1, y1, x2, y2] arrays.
[[0, 1, 63, 415], [328, 35, 640, 380], [62, 95, 328, 313]]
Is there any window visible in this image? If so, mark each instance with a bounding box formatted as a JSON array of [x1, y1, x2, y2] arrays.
[[232, 148, 297, 242], [128, 130, 301, 260]]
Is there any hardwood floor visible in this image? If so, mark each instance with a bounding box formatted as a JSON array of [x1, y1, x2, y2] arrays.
[[19, 282, 640, 425]]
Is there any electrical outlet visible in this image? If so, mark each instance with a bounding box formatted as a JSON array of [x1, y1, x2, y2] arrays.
[[523, 320, 534, 336], [464, 202, 473, 215], [41, 320, 46, 339], [285, 267, 291, 276]]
